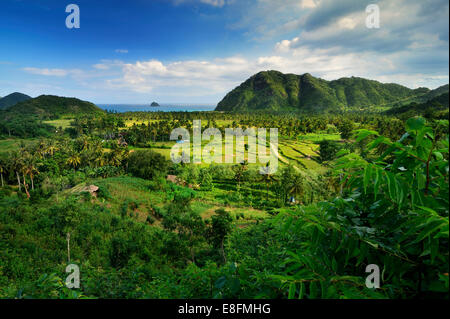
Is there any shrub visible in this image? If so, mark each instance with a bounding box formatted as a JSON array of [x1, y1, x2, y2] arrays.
[[127, 150, 169, 180], [318, 139, 340, 162]]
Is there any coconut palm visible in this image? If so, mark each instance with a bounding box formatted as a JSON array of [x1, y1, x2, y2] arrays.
[[24, 157, 39, 191], [79, 135, 90, 151], [233, 160, 248, 189], [289, 174, 304, 204], [45, 142, 59, 157], [36, 140, 47, 159], [10, 151, 23, 191], [152, 127, 158, 142], [0, 159, 5, 187], [66, 151, 81, 170], [260, 164, 277, 201], [107, 144, 122, 167]]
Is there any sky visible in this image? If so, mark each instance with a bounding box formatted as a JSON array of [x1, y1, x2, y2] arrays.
[[0, 0, 448, 104]]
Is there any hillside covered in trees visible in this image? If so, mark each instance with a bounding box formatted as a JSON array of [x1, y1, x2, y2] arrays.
[[0, 92, 31, 109], [216, 71, 449, 112], [3, 95, 104, 119]]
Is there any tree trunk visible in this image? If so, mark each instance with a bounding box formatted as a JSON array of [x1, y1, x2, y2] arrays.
[[23, 180, 30, 198], [22, 173, 30, 198], [67, 232, 71, 264], [31, 176, 34, 190], [16, 171, 21, 191], [221, 239, 227, 264], [190, 246, 195, 264], [24, 184, 30, 199], [1, 173, 3, 187]]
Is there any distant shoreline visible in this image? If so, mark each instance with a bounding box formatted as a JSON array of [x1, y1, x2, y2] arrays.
[[96, 104, 216, 113]]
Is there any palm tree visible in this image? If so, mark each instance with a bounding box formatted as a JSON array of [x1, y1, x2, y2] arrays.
[[20, 155, 31, 198], [151, 127, 158, 142], [36, 140, 47, 159], [66, 151, 81, 170], [45, 142, 59, 157], [79, 135, 90, 151], [107, 144, 122, 167], [0, 159, 5, 187], [24, 157, 39, 191], [94, 152, 107, 168], [260, 163, 277, 201], [10, 151, 23, 192], [289, 175, 304, 204], [233, 160, 248, 190]]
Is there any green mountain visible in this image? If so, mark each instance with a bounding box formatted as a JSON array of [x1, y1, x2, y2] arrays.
[[0, 92, 32, 109], [385, 92, 449, 119], [215, 70, 448, 112], [4, 95, 104, 118], [421, 84, 449, 101]]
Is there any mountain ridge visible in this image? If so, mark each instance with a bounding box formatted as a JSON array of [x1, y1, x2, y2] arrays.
[[2, 94, 104, 119], [215, 70, 449, 112], [0, 92, 32, 109]]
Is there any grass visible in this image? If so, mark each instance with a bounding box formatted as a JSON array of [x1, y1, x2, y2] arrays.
[[43, 119, 72, 130], [0, 139, 37, 155], [62, 175, 269, 229], [297, 132, 341, 142]]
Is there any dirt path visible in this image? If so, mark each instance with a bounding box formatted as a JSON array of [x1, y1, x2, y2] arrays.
[[269, 142, 290, 165]]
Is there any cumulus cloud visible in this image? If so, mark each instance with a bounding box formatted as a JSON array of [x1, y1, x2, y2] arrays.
[[101, 41, 444, 98], [264, 0, 448, 88], [245, 0, 448, 55], [105, 57, 251, 95]]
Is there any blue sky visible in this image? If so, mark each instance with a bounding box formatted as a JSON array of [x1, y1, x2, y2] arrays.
[[0, 0, 448, 104]]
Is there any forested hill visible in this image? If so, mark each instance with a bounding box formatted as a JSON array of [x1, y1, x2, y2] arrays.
[[385, 91, 449, 118], [3, 95, 104, 119], [420, 84, 449, 101], [0, 92, 31, 109], [215, 70, 449, 112]]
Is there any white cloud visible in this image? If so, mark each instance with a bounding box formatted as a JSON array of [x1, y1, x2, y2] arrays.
[[101, 43, 447, 98], [337, 17, 357, 30], [173, 0, 232, 7], [115, 49, 128, 54], [275, 37, 300, 53], [106, 56, 251, 95], [299, 0, 319, 9], [200, 0, 225, 7], [93, 64, 110, 70], [22, 67, 82, 77]]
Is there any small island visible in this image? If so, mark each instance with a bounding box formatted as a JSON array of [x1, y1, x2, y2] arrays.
[[150, 101, 160, 107]]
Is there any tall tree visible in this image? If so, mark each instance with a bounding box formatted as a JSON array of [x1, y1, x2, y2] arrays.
[[260, 164, 277, 201], [66, 150, 81, 170], [10, 151, 23, 192], [0, 159, 5, 187]]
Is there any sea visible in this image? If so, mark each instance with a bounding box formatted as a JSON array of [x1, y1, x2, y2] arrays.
[[96, 103, 216, 113]]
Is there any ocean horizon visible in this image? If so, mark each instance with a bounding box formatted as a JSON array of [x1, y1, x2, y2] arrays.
[[96, 103, 217, 113]]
